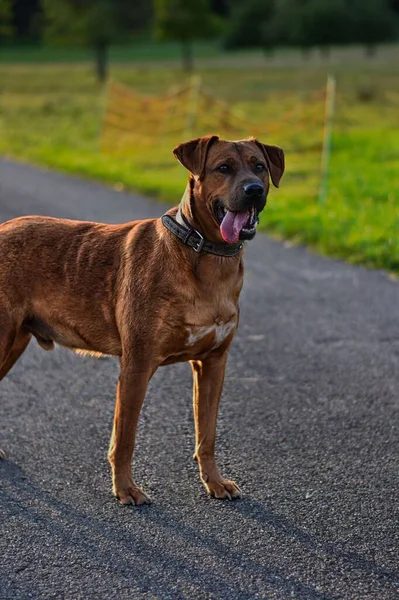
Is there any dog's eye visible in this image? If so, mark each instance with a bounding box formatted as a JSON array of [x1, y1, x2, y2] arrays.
[[255, 163, 265, 172], [217, 164, 230, 174]]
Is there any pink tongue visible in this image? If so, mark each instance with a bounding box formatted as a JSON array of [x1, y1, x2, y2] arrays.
[[220, 210, 249, 244]]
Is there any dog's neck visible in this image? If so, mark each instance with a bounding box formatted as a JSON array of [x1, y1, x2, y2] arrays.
[[176, 178, 197, 229], [162, 177, 243, 258]]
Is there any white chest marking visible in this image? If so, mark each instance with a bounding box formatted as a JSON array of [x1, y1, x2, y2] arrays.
[[186, 321, 236, 348]]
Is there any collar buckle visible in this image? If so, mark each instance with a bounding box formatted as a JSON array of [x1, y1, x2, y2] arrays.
[[182, 225, 205, 252], [191, 230, 205, 252]]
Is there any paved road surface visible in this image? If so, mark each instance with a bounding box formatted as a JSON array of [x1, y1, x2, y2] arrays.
[[1, 159, 398, 600]]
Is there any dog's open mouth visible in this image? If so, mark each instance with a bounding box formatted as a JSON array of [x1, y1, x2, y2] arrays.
[[214, 201, 259, 244]]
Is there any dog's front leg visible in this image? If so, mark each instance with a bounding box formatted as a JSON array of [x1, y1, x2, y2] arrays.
[[191, 352, 241, 500], [108, 364, 152, 506]]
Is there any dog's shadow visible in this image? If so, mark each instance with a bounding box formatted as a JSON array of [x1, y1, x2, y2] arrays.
[[2, 460, 398, 600]]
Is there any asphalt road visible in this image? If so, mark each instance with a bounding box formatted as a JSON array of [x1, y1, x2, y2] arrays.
[[0, 159, 398, 600]]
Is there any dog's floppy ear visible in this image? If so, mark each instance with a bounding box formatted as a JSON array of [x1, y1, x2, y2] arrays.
[[255, 141, 285, 188], [173, 135, 219, 179]]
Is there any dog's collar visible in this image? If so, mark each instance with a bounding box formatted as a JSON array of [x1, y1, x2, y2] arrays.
[[161, 207, 244, 257]]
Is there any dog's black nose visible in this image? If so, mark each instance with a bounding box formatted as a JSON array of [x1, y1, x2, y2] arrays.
[[243, 183, 264, 197]]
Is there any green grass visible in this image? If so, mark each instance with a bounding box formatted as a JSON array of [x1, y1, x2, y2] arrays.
[[0, 46, 398, 273]]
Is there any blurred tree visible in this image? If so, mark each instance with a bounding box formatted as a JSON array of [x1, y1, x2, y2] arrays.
[[299, 0, 350, 57], [41, 0, 152, 82], [0, 0, 14, 41], [210, 0, 230, 17], [348, 0, 398, 57], [224, 0, 276, 52], [154, 0, 222, 71], [264, 0, 305, 53], [225, 0, 399, 59], [12, 0, 42, 42]]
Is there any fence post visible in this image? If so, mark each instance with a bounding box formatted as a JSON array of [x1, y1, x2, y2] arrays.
[[185, 75, 201, 138], [318, 74, 336, 205]]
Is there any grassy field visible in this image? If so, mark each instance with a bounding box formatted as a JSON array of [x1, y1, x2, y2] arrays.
[[0, 44, 398, 273]]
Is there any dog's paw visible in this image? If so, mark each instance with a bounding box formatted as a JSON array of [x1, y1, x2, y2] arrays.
[[114, 481, 151, 506], [204, 477, 242, 500]]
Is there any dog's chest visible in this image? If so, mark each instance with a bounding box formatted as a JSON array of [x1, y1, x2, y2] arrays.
[[180, 283, 240, 354], [186, 319, 236, 348], [167, 270, 242, 359]]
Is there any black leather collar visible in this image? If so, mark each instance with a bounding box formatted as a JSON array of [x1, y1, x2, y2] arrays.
[[161, 207, 244, 257]]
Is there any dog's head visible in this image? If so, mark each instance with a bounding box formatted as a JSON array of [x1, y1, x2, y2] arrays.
[[173, 135, 284, 244]]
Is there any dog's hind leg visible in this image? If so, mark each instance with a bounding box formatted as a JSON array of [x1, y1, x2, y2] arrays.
[[0, 329, 31, 381], [0, 312, 16, 375], [0, 324, 31, 459]]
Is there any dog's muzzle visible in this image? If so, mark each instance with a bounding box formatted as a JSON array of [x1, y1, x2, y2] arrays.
[[214, 201, 261, 245]]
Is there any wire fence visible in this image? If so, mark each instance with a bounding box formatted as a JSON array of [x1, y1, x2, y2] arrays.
[[101, 78, 328, 144], [99, 75, 334, 199]]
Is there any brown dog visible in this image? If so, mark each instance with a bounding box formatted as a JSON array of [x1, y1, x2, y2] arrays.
[[0, 136, 284, 505]]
